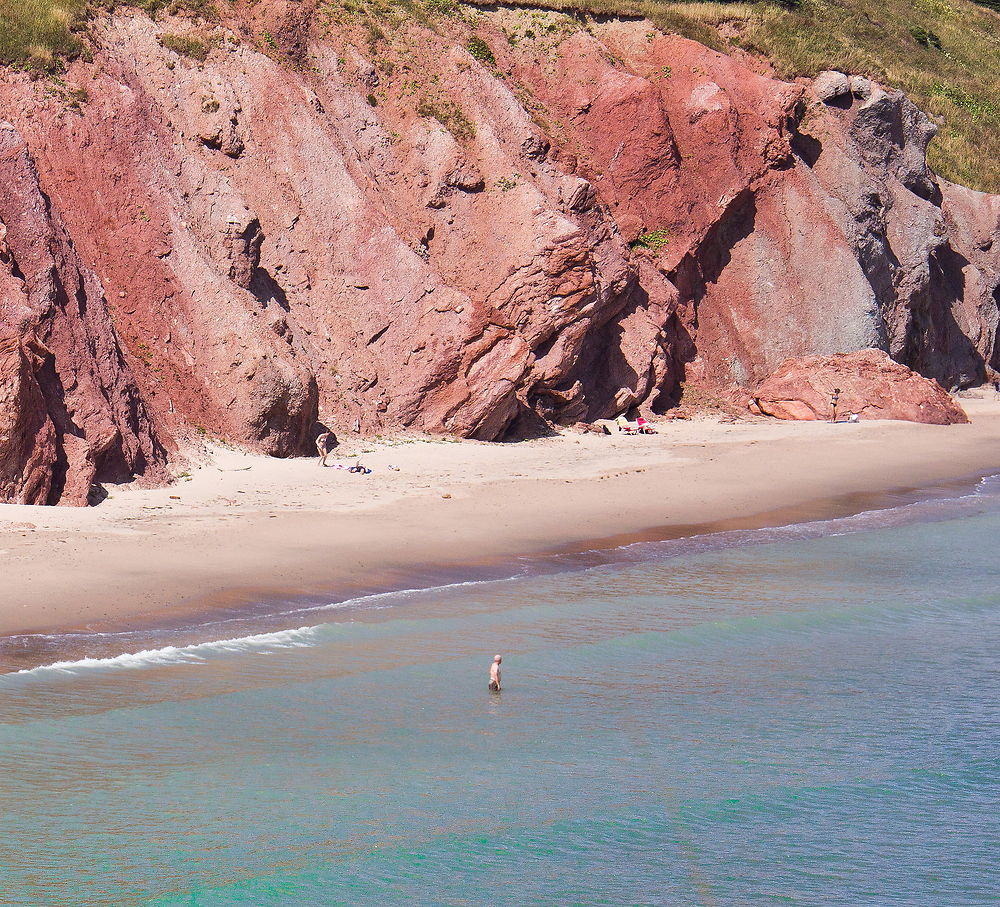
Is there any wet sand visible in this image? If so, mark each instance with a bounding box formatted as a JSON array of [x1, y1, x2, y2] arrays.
[[1, 394, 998, 636]]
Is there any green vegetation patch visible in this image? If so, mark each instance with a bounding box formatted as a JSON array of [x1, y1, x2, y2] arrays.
[[0, 0, 88, 69], [320, 0, 466, 38], [467, 34, 496, 64], [0, 0, 217, 69], [908, 24, 942, 48], [159, 31, 211, 60], [631, 227, 670, 251], [417, 96, 477, 139], [483, 0, 1000, 192]]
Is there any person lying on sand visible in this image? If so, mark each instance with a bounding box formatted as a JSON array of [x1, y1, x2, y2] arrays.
[[489, 654, 502, 692], [328, 460, 371, 474]]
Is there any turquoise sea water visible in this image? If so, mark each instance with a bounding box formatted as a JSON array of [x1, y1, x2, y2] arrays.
[[1, 479, 999, 905]]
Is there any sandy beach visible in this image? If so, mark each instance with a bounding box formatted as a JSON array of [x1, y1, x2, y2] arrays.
[[1, 394, 999, 636]]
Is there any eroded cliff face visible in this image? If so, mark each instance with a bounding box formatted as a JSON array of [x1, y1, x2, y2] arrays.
[[0, 1, 997, 502], [0, 124, 165, 504]]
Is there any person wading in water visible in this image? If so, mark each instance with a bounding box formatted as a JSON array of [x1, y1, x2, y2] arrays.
[[489, 655, 502, 692]]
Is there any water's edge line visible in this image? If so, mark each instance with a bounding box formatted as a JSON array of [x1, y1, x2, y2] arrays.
[[4, 471, 999, 681]]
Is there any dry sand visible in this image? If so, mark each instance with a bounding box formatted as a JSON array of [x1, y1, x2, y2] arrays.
[[2, 394, 999, 636]]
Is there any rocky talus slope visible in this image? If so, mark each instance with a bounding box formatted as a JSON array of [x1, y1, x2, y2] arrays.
[[0, 2, 998, 502]]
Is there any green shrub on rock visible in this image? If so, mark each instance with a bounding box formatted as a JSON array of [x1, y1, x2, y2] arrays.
[[467, 35, 496, 66]]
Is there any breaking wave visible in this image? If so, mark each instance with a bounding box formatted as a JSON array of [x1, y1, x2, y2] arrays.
[[10, 625, 321, 679], [5, 472, 998, 682]]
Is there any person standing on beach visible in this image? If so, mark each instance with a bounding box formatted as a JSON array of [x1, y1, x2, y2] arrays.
[[830, 388, 841, 423], [489, 655, 502, 692], [316, 432, 332, 466]]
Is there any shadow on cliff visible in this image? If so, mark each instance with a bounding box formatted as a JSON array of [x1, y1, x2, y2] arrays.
[[663, 188, 757, 393], [500, 405, 561, 441], [672, 188, 755, 305], [993, 285, 1000, 376], [250, 266, 289, 311], [38, 273, 167, 505], [903, 242, 986, 389], [518, 190, 759, 428]]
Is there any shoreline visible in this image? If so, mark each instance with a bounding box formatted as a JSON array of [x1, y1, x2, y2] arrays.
[[1, 393, 999, 639], [547, 470, 994, 569], [0, 467, 994, 676]]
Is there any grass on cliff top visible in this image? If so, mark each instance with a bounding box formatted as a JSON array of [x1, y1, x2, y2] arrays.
[[486, 0, 1000, 192], [0, 0, 88, 68], [0, 0, 214, 69], [734, 0, 1000, 192], [2, 0, 999, 192]]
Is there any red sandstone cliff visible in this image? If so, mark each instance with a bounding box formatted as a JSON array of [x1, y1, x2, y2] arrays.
[[0, 2, 997, 502], [752, 349, 969, 424], [0, 124, 165, 504]]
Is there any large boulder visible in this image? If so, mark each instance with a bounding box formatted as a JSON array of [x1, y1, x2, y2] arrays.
[[751, 349, 969, 424]]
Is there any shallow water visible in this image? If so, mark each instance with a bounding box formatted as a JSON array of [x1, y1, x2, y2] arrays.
[[1, 479, 998, 905]]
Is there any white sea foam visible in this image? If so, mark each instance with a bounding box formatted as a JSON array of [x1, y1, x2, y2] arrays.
[[307, 577, 516, 614], [8, 625, 321, 679], [8, 473, 998, 682], [3, 579, 519, 683], [974, 472, 1000, 496]]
